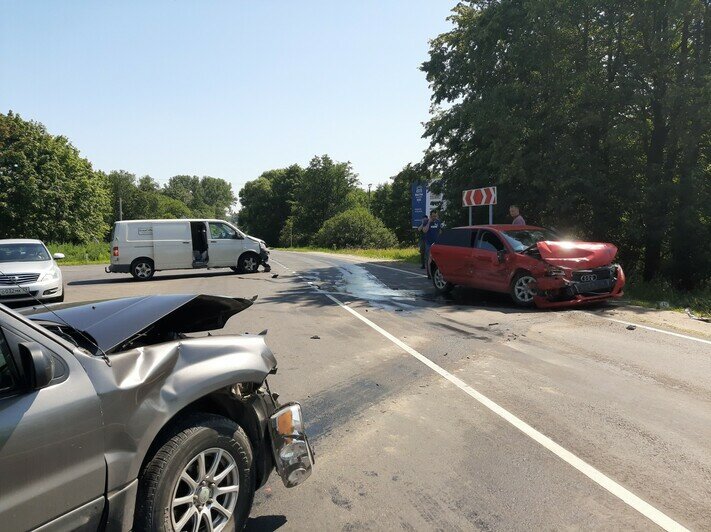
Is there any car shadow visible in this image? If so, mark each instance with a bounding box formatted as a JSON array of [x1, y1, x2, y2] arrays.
[[68, 270, 271, 286], [245, 515, 287, 531]]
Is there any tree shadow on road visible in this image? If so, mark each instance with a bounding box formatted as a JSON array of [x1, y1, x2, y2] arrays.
[[67, 270, 274, 286]]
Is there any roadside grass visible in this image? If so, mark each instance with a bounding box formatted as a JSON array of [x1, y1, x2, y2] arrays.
[[276, 246, 421, 263], [47, 242, 110, 265], [624, 279, 711, 317]]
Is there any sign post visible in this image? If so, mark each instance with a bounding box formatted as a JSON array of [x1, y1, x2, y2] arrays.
[[462, 186, 497, 225]]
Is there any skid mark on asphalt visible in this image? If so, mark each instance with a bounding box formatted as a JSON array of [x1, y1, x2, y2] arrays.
[[271, 258, 689, 532]]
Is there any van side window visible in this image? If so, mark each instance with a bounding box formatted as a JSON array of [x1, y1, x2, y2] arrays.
[[209, 223, 237, 240], [476, 231, 505, 252]]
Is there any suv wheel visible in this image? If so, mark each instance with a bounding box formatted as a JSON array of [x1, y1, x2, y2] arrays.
[[510, 271, 536, 307], [130, 258, 155, 281], [134, 414, 255, 531], [431, 263, 454, 294]]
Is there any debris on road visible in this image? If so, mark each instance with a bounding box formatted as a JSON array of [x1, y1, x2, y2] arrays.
[[488, 322, 499, 326], [685, 308, 710, 323], [272, 273, 279, 278], [626, 325, 636, 330], [310, 335, 321, 340]]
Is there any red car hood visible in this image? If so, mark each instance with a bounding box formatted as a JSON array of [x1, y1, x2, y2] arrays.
[[536, 241, 618, 269]]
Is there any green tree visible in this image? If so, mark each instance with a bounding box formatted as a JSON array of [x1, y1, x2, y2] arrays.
[[314, 207, 397, 248], [422, 0, 710, 288], [292, 155, 359, 244], [237, 165, 302, 245], [0, 111, 110, 242], [164, 175, 236, 219], [371, 164, 428, 244]]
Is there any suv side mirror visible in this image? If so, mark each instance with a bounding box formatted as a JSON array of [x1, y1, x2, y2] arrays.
[[19, 342, 54, 390], [497, 249, 507, 263]]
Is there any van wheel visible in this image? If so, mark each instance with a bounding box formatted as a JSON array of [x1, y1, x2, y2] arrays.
[[131, 258, 155, 281], [238, 254, 259, 274], [431, 263, 453, 294], [134, 414, 255, 532]]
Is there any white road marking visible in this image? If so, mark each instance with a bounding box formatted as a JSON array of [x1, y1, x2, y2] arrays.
[[271, 257, 689, 532], [597, 317, 711, 346]]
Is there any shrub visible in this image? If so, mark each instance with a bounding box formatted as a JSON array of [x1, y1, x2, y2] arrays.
[[314, 208, 397, 248]]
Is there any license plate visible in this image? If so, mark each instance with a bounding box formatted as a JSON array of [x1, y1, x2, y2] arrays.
[[0, 287, 26, 296], [575, 279, 614, 293]]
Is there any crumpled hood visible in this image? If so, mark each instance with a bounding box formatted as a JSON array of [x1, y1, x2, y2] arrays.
[[24, 294, 253, 353], [536, 241, 618, 268]]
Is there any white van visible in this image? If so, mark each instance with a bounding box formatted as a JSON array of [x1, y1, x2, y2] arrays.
[[106, 219, 270, 280]]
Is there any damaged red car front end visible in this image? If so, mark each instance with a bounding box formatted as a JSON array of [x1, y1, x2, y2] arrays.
[[529, 241, 626, 308]]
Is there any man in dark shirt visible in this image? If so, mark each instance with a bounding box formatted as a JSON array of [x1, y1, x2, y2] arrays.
[[417, 215, 428, 269], [423, 211, 442, 278]]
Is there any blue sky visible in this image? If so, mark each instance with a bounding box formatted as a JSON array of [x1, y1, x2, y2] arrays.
[[1, 1, 454, 195]]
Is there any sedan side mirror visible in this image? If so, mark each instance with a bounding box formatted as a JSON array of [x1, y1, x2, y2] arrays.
[[497, 250, 507, 264], [53, 252, 65, 260], [18, 342, 54, 390]]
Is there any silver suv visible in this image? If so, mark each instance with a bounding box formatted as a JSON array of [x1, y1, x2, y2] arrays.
[[0, 239, 65, 304], [0, 294, 313, 530]]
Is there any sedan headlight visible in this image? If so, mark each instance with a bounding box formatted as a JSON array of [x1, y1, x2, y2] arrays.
[[39, 268, 61, 282]]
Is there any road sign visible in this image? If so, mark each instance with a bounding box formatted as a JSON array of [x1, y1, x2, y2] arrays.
[[462, 186, 497, 207], [462, 186, 497, 225]]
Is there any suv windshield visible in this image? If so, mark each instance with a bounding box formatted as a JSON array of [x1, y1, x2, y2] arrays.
[[502, 229, 559, 252], [0, 243, 50, 262]]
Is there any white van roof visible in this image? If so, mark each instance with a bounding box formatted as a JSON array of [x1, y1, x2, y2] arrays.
[[114, 219, 229, 224]]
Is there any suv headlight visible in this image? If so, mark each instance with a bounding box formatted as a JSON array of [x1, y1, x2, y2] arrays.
[[40, 268, 61, 282]]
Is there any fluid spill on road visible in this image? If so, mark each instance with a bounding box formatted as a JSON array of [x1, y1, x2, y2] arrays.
[[300, 263, 424, 311]]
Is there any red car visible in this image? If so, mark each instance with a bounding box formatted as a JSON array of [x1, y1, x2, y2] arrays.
[[428, 225, 625, 308]]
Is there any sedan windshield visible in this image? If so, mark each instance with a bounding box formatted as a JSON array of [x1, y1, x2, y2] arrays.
[[502, 229, 560, 252], [0, 243, 51, 262]]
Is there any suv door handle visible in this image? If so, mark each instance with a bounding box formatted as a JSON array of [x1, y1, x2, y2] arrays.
[[182, 241, 190, 244], [210, 240, 217, 243]]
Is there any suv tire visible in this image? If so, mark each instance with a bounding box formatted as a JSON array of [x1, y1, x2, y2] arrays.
[[134, 414, 255, 532]]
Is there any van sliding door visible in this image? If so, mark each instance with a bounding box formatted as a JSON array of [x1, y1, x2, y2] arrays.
[[153, 222, 193, 269]]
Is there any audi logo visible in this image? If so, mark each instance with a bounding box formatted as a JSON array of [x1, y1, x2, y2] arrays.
[[580, 274, 598, 282]]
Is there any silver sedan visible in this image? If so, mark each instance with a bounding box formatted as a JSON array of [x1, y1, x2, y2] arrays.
[[0, 239, 65, 304]]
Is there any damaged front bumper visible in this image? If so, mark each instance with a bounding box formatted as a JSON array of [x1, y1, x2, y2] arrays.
[[268, 402, 315, 488], [533, 265, 626, 309]]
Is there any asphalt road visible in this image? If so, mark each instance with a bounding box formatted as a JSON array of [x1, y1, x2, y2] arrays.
[[56, 251, 711, 531]]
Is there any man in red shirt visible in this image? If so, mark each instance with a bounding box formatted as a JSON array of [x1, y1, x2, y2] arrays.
[[509, 205, 526, 225]]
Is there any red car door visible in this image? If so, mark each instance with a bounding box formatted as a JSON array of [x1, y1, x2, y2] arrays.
[[467, 230, 511, 292], [431, 229, 474, 284]]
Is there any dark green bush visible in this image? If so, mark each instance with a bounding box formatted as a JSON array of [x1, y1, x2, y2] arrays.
[[314, 208, 397, 248]]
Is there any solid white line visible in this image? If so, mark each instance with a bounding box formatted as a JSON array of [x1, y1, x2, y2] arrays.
[[271, 257, 689, 532], [599, 317, 711, 346]]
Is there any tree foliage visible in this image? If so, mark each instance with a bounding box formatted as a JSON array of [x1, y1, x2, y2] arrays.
[[314, 208, 398, 248], [0, 111, 110, 242], [292, 155, 360, 243], [371, 164, 429, 244], [238, 165, 302, 245], [422, 0, 711, 288]]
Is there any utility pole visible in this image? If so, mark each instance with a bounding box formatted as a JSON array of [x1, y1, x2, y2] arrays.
[[119, 197, 123, 221], [367, 183, 372, 202]]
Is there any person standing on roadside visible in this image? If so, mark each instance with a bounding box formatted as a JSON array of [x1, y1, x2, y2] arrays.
[[509, 205, 526, 225], [424, 210, 442, 278], [417, 215, 428, 269]]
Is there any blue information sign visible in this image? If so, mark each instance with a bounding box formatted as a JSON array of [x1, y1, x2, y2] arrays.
[[411, 182, 428, 228]]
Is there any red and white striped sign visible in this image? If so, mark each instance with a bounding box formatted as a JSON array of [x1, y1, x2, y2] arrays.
[[462, 186, 497, 207]]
